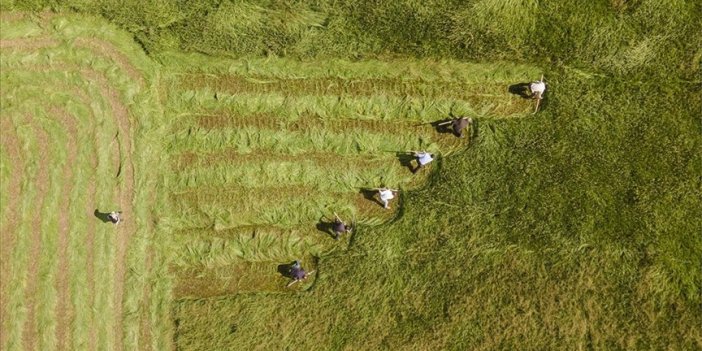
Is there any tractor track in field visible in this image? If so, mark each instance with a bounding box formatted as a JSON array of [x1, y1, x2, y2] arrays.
[[0, 117, 25, 350], [50, 106, 78, 351], [22, 116, 50, 351]]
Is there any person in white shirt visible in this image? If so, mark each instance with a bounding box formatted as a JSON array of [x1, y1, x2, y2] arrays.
[[530, 78, 546, 99], [412, 151, 434, 173], [108, 211, 122, 225], [378, 188, 397, 209]]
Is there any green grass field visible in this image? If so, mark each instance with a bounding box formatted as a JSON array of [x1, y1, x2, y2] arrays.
[[1, 1, 701, 350]]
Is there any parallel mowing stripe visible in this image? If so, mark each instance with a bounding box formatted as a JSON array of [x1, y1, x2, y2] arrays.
[[1, 72, 120, 351], [0, 115, 34, 350], [172, 188, 392, 228], [5, 76, 103, 350], [172, 233, 317, 268], [180, 75, 520, 102], [170, 57, 539, 84], [173, 158, 414, 192], [33, 111, 67, 351], [172, 91, 531, 122], [170, 126, 436, 156]]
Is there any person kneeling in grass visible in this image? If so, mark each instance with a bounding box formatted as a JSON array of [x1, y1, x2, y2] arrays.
[[287, 260, 309, 287], [412, 151, 434, 173], [378, 188, 397, 209], [332, 213, 351, 240], [451, 117, 473, 138], [530, 78, 546, 100]]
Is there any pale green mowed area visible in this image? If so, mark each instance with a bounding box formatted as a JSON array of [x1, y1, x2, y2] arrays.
[[0, 14, 171, 351], [162, 53, 538, 296]]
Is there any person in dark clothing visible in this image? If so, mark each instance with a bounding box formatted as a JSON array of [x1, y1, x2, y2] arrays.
[[451, 117, 472, 137], [332, 213, 351, 240], [287, 260, 308, 287], [438, 117, 473, 137]]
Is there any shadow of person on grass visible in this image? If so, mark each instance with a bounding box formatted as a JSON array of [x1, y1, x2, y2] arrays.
[[508, 82, 533, 99], [277, 261, 296, 279], [94, 209, 113, 223], [315, 217, 336, 240], [359, 188, 384, 208], [395, 151, 417, 173]]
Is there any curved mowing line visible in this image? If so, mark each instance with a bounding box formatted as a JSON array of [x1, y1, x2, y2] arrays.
[[21, 117, 50, 351], [73, 38, 144, 87], [0, 117, 25, 351], [2, 62, 138, 351], [50, 106, 78, 351]]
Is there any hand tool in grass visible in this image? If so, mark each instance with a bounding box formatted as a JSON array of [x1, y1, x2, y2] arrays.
[[286, 270, 316, 288]]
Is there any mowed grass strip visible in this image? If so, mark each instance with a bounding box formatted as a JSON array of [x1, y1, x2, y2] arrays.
[[171, 155, 424, 194], [174, 90, 533, 122], [163, 53, 540, 84], [171, 231, 320, 269], [172, 254, 319, 298], [0, 42, 140, 351], [182, 74, 524, 102], [0, 113, 42, 351], [0, 116, 25, 350], [185, 112, 468, 155], [172, 185, 396, 229], [169, 125, 438, 157]]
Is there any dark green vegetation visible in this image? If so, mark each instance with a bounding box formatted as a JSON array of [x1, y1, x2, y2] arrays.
[[2, 0, 701, 350]]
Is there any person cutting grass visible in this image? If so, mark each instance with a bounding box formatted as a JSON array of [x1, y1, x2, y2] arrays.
[[438, 117, 473, 138], [287, 260, 310, 287], [530, 76, 546, 100], [332, 213, 351, 240], [108, 211, 122, 225], [378, 188, 397, 209], [412, 151, 434, 173]]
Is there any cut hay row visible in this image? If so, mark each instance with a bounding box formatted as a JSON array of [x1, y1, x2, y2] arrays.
[[0, 13, 166, 351], [173, 254, 319, 298], [172, 187, 394, 229], [182, 74, 521, 102], [174, 90, 531, 122], [161, 52, 540, 83], [169, 126, 438, 156], [172, 156, 420, 194], [171, 232, 322, 269]]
